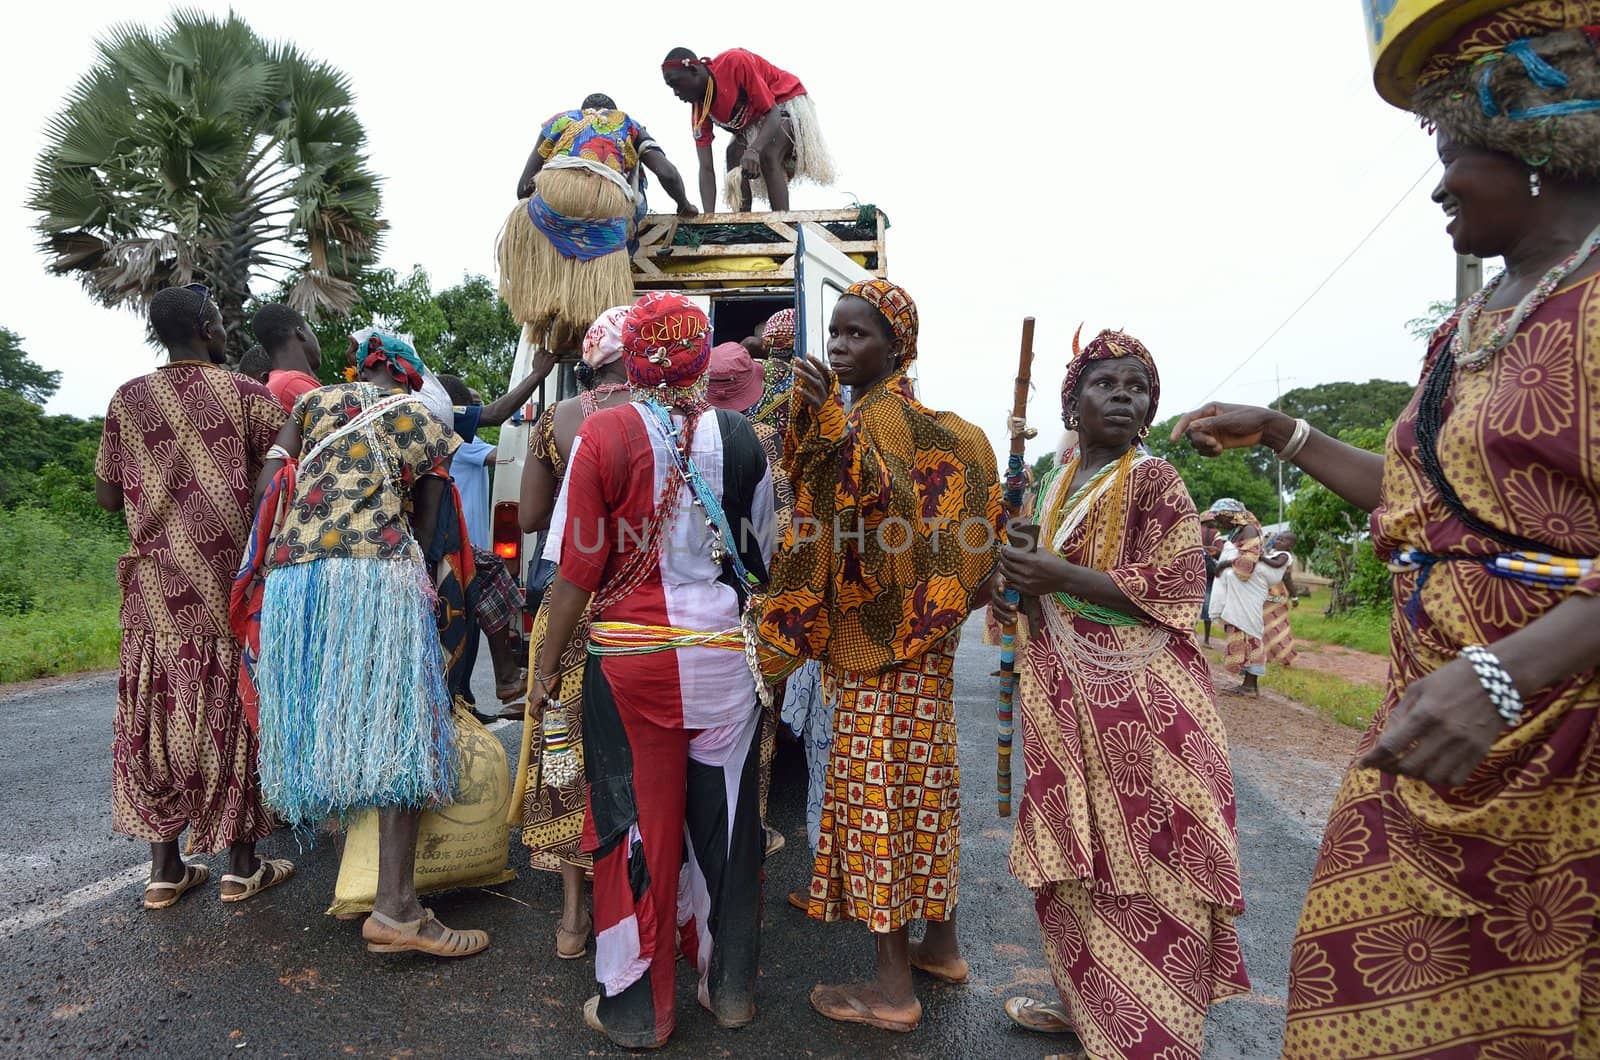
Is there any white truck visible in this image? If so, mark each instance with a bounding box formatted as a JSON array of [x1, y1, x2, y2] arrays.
[[486, 207, 890, 631]]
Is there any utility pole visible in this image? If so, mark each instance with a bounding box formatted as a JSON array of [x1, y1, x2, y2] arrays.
[[1456, 254, 1483, 303], [1275, 364, 1285, 525]]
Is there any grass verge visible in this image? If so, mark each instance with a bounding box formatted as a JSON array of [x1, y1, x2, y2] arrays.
[[1204, 642, 1382, 731], [1261, 666, 1382, 731], [0, 506, 125, 684], [0, 608, 120, 684], [1287, 589, 1391, 656]]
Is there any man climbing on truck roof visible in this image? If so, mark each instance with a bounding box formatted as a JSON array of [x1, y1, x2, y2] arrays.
[[661, 47, 836, 213], [499, 94, 698, 356]]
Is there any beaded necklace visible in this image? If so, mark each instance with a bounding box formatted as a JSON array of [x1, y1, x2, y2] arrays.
[[692, 75, 716, 130], [588, 401, 704, 613], [1041, 447, 1139, 571], [580, 381, 630, 416], [1037, 448, 1144, 627], [1451, 220, 1600, 372]]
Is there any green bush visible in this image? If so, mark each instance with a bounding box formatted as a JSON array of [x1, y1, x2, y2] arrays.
[[0, 507, 125, 681], [1345, 541, 1393, 610]]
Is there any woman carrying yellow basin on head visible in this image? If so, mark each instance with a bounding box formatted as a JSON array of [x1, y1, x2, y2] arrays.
[[1176, 3, 1600, 1055]]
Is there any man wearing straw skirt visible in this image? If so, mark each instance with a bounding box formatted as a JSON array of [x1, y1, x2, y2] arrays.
[[662, 47, 836, 212], [500, 94, 698, 354]]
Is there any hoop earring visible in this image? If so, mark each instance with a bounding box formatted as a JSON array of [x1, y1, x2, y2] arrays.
[[1530, 170, 1543, 198], [1067, 414, 1081, 430], [1138, 425, 1151, 439]]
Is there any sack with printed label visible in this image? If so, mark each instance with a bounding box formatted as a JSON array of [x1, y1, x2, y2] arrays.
[[327, 705, 516, 917]]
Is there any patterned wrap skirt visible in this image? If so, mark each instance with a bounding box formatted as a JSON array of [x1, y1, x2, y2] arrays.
[[520, 594, 592, 871], [112, 630, 275, 852], [807, 632, 960, 931]]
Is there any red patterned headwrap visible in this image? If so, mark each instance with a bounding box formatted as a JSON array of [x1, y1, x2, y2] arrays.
[[1060, 327, 1162, 427], [842, 279, 918, 362], [761, 308, 796, 352], [623, 292, 712, 389]]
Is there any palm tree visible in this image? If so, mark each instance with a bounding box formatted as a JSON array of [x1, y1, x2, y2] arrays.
[[29, 9, 384, 356]]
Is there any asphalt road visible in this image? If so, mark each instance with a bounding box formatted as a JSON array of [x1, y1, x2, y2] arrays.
[[0, 622, 1335, 1058]]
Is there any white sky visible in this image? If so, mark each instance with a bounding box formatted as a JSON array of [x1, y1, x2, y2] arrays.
[[5, 1, 1447, 461]]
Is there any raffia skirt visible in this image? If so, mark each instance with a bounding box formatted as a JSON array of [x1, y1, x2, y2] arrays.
[[724, 95, 837, 211], [255, 556, 457, 829], [496, 167, 635, 353]]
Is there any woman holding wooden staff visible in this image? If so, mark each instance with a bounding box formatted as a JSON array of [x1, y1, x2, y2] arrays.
[[758, 278, 1000, 1033], [992, 329, 1248, 1058]]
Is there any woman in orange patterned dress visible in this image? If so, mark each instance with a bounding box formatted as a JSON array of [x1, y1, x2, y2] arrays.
[[994, 330, 1249, 1060], [758, 279, 1001, 1033], [1177, 7, 1600, 1053]]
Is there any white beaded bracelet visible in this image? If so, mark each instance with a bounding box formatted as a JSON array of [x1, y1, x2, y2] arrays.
[[1277, 418, 1312, 462], [1460, 644, 1524, 727]]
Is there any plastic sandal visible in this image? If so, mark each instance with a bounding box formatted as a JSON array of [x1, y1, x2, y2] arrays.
[[362, 909, 489, 958], [1004, 995, 1073, 1035], [143, 863, 209, 910], [555, 917, 591, 960], [219, 857, 295, 904]]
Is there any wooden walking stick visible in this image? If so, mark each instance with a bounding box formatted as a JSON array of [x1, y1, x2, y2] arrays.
[[997, 317, 1037, 817]]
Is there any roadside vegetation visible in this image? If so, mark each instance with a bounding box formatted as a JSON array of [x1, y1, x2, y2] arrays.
[[1287, 589, 1391, 656]]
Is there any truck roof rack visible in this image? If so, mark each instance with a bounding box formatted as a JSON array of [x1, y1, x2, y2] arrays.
[[631, 206, 889, 294]]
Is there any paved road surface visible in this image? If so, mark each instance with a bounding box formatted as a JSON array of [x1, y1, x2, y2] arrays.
[[0, 622, 1348, 1058]]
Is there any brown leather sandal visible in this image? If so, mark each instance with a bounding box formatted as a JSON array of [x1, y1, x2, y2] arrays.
[[362, 909, 489, 958]]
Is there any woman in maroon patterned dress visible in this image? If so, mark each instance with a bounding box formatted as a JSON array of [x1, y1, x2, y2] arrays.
[[94, 285, 294, 909], [1177, 8, 1600, 1052], [993, 330, 1248, 1059]]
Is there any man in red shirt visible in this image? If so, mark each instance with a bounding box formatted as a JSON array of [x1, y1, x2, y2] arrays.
[[662, 46, 836, 212], [250, 303, 323, 412]]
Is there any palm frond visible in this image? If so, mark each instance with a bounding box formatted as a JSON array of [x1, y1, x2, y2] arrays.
[[30, 10, 384, 322]]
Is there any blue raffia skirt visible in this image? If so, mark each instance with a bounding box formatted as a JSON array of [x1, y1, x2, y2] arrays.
[[256, 556, 457, 829]]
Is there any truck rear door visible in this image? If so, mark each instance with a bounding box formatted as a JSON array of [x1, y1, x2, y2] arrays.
[[795, 222, 874, 364]]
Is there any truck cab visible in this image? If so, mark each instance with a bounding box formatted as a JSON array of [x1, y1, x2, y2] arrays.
[[488, 208, 888, 616]]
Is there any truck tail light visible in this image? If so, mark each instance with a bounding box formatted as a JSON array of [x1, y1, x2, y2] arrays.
[[492, 501, 520, 572]]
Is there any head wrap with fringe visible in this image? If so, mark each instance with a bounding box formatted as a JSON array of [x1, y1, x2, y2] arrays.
[[622, 292, 712, 390], [1413, 5, 1600, 180]]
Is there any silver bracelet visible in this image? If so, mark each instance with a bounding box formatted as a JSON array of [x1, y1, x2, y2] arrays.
[[1460, 644, 1524, 727], [1276, 418, 1312, 462]]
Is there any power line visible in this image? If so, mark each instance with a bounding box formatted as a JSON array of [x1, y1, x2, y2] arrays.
[[1200, 162, 1439, 403]]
